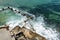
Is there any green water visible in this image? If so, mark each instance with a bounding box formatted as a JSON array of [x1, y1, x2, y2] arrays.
[[0, 0, 51, 7], [0, 0, 60, 39], [0, 0, 60, 29], [0, 9, 22, 25]]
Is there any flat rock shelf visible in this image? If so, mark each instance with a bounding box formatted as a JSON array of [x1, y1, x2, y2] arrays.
[[0, 25, 46, 40]]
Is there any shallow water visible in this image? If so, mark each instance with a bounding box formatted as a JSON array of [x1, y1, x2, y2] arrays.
[[0, 7, 59, 40], [0, 0, 60, 40]]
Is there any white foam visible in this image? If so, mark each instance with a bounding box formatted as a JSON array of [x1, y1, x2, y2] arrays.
[[31, 16, 59, 40], [5, 7, 59, 40]]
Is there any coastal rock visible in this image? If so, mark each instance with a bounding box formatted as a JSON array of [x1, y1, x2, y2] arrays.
[[0, 25, 46, 40], [10, 26, 46, 40]]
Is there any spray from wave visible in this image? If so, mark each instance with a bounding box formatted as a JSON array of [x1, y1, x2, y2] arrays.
[[30, 16, 59, 40], [4, 7, 59, 40]]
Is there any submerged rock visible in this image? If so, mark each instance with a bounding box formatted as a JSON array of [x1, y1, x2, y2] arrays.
[[0, 6, 46, 40]]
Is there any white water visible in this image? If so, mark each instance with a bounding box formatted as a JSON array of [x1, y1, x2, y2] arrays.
[[6, 10, 59, 40], [31, 16, 59, 40]]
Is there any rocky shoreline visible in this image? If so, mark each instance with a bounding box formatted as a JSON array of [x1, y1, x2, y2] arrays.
[[0, 25, 46, 40]]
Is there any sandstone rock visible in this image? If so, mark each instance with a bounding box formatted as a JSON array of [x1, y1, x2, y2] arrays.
[[0, 28, 15, 40], [0, 25, 46, 40], [11, 26, 46, 40]]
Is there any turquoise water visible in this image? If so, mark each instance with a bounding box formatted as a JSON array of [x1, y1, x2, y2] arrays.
[[0, 9, 22, 25], [0, 0, 51, 7], [0, 0, 60, 40]]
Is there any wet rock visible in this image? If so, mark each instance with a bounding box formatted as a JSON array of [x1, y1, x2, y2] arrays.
[[11, 26, 46, 40], [0, 25, 46, 40]]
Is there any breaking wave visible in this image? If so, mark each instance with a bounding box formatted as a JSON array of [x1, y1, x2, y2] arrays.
[[4, 7, 59, 40]]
